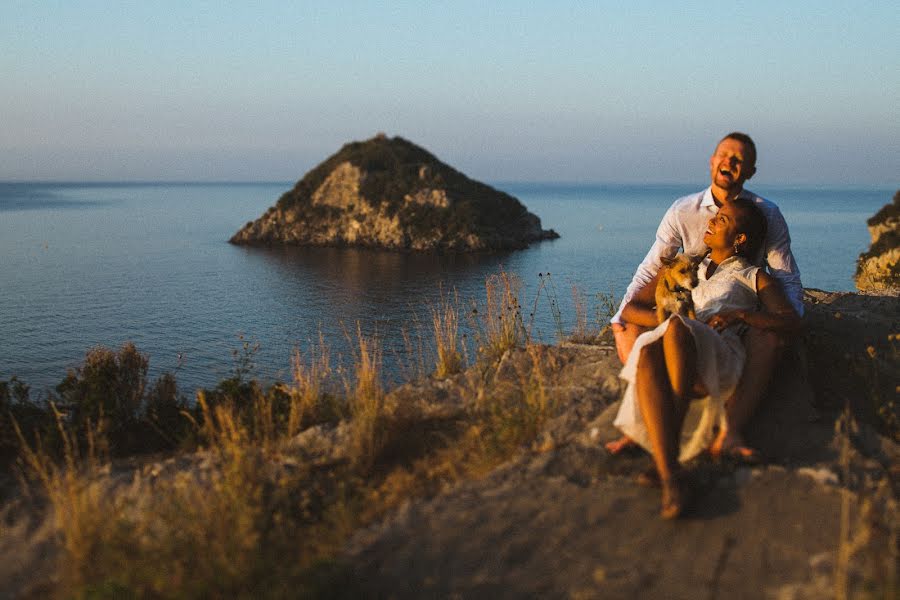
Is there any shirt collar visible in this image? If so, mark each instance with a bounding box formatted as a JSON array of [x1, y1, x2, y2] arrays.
[[700, 254, 751, 280], [701, 186, 752, 210]]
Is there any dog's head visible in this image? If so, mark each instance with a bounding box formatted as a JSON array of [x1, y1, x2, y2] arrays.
[[660, 253, 701, 290]]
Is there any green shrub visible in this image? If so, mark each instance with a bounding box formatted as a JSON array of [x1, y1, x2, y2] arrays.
[[55, 343, 147, 428], [0, 377, 52, 459], [50, 343, 189, 455]]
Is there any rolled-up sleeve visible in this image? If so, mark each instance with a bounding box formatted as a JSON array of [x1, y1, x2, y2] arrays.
[[763, 206, 805, 317], [611, 205, 682, 324]]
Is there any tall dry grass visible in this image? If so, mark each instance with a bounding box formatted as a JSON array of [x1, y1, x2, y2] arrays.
[[14, 405, 109, 585], [346, 327, 386, 471], [287, 333, 334, 438], [569, 287, 617, 344], [472, 271, 527, 363], [8, 269, 580, 597], [15, 388, 354, 597], [473, 343, 554, 465], [432, 291, 463, 378]]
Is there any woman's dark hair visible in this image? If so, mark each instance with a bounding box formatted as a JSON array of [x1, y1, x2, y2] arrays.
[[730, 197, 767, 258]]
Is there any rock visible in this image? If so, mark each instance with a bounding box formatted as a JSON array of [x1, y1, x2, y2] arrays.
[[230, 135, 559, 251], [855, 190, 900, 294], [344, 291, 898, 598], [801, 288, 899, 434]]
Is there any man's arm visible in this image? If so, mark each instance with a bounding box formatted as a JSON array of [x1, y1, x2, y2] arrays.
[[611, 204, 682, 324], [762, 205, 804, 317]]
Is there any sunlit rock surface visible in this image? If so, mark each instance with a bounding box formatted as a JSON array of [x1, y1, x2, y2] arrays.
[[855, 190, 899, 294]]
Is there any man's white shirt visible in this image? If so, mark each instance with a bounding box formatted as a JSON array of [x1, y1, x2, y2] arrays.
[[611, 187, 804, 324]]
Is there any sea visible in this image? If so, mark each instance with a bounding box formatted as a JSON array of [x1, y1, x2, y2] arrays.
[[0, 181, 892, 396]]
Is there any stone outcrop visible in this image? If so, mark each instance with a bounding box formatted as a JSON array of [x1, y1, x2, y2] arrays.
[[346, 290, 899, 598], [855, 190, 900, 294], [1, 291, 897, 598], [230, 134, 559, 251]]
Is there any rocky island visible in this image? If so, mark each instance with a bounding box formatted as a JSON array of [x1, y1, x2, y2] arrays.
[[230, 134, 559, 251]]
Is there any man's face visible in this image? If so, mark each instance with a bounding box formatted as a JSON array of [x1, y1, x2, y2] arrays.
[[709, 138, 756, 193]]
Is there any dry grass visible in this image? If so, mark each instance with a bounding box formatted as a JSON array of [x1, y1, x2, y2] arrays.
[[474, 344, 554, 464], [568, 287, 617, 344], [362, 342, 555, 518], [472, 271, 527, 363], [346, 326, 386, 471], [11, 352, 553, 598], [432, 291, 463, 378], [14, 406, 108, 586], [287, 333, 334, 438], [8, 270, 572, 597], [16, 391, 355, 598], [399, 312, 429, 382]]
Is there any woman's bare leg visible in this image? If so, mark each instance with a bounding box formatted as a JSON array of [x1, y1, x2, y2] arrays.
[[649, 321, 700, 517], [659, 317, 698, 457], [607, 322, 650, 453], [662, 317, 698, 402], [634, 340, 680, 482], [613, 321, 649, 365]]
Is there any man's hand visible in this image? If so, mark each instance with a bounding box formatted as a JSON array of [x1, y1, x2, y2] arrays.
[[705, 310, 745, 332]]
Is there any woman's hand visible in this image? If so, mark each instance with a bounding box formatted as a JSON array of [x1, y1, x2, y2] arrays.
[[706, 310, 745, 332]]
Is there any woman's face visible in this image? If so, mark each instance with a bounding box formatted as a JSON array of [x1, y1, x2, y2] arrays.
[[703, 203, 746, 252]]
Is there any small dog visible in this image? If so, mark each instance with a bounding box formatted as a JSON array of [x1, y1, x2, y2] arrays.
[[655, 253, 702, 324]]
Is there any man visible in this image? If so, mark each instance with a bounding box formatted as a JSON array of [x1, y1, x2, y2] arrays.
[[609, 132, 803, 457]]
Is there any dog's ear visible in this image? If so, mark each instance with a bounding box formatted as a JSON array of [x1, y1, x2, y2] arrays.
[[660, 255, 674, 266]]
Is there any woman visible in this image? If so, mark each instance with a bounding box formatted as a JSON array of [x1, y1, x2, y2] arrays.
[[614, 197, 801, 518]]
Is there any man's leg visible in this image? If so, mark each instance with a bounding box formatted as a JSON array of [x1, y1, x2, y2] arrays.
[[712, 327, 784, 455]]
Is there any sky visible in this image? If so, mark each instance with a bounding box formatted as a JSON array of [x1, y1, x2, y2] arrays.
[[2, 1, 898, 185]]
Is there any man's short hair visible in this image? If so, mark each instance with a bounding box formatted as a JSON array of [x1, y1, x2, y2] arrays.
[[720, 132, 757, 168]]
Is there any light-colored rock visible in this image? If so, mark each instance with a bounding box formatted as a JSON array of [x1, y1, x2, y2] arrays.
[[855, 190, 900, 294]]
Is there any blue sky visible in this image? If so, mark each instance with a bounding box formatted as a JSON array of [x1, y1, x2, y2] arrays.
[[2, 1, 898, 184]]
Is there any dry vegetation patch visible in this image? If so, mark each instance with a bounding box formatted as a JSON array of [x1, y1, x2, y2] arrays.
[[4, 272, 617, 597]]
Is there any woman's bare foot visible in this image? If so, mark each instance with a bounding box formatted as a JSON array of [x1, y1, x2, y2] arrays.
[[636, 465, 660, 488], [660, 471, 692, 519], [710, 427, 761, 463], [604, 435, 638, 455]]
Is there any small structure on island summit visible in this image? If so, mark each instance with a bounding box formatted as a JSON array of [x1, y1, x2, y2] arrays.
[[230, 134, 559, 251], [855, 190, 899, 294]]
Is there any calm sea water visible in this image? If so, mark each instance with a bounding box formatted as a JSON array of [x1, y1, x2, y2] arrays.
[[0, 181, 891, 394]]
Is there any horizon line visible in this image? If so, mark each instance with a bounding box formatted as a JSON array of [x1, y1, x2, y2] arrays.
[[1, 179, 896, 191]]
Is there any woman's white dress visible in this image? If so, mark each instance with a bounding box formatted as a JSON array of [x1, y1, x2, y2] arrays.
[[614, 256, 761, 461]]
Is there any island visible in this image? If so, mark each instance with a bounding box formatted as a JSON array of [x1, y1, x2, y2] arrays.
[[229, 134, 559, 251]]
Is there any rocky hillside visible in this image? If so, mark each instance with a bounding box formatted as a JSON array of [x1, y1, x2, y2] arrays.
[[3, 290, 896, 598], [346, 289, 899, 599], [855, 190, 899, 293], [230, 135, 559, 251]]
